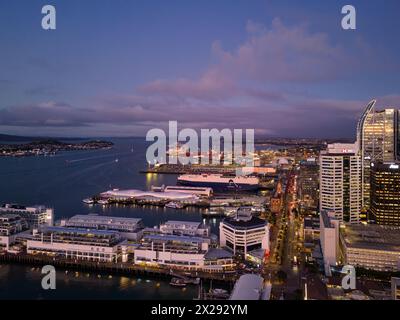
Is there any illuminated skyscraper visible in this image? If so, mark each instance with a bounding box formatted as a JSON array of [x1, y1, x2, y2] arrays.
[[356, 100, 398, 209], [319, 143, 362, 223], [370, 162, 400, 226]]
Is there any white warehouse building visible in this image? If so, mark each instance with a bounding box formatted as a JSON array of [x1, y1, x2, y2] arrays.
[[63, 214, 144, 240], [27, 226, 124, 262]]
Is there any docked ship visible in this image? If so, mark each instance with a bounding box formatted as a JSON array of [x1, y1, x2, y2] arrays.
[[177, 174, 259, 192]]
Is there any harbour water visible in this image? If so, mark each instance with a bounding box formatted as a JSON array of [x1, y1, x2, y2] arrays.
[[0, 138, 214, 299], [0, 263, 197, 300]]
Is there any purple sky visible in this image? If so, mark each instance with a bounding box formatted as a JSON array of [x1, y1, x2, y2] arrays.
[[1, 0, 400, 138]]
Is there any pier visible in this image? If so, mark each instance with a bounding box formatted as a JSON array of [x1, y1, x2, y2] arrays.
[[0, 253, 237, 285]]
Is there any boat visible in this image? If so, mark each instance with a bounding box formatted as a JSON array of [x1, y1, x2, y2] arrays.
[[97, 199, 109, 205], [169, 277, 187, 287], [82, 198, 94, 204], [165, 201, 184, 209], [202, 209, 225, 217], [211, 288, 228, 295], [177, 174, 260, 191]]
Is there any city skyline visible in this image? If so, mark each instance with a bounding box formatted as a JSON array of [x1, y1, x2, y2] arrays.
[[1, 0, 400, 138]]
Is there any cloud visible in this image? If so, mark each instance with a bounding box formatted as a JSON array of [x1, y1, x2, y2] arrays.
[[0, 94, 385, 139], [1, 19, 399, 138], [138, 68, 236, 101], [212, 18, 351, 82]]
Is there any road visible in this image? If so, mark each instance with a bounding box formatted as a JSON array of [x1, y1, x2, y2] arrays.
[[263, 169, 303, 299]]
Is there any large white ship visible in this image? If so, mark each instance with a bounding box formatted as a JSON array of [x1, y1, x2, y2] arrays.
[[177, 174, 260, 192]]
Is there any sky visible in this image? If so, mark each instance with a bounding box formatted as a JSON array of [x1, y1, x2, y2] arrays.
[[0, 0, 400, 138]]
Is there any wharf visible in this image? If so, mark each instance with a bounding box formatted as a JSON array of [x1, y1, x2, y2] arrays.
[[0, 253, 237, 284], [140, 164, 240, 175]]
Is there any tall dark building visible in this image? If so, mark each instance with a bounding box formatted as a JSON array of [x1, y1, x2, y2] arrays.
[[298, 159, 319, 213], [370, 162, 400, 226]]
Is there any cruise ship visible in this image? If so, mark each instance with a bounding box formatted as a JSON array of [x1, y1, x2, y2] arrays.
[[177, 174, 260, 192]]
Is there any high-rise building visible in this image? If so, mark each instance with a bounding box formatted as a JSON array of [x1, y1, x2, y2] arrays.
[[370, 162, 400, 226], [319, 143, 362, 223], [298, 159, 319, 212], [219, 211, 269, 256], [356, 100, 398, 208]]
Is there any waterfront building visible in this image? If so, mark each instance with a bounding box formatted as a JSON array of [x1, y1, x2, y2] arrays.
[[134, 234, 209, 269], [369, 162, 400, 226], [340, 224, 400, 272], [0, 204, 53, 227], [219, 211, 269, 256], [64, 214, 144, 240], [240, 166, 276, 176], [356, 100, 398, 208], [319, 143, 362, 223], [100, 188, 200, 202], [26, 226, 123, 262], [152, 185, 213, 197], [133, 233, 233, 272], [203, 248, 235, 272], [177, 174, 260, 192], [229, 274, 270, 300], [159, 220, 210, 237], [0, 214, 29, 251], [319, 210, 340, 270], [134, 220, 232, 271]]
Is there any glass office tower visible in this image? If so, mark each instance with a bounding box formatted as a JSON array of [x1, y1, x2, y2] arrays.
[[356, 100, 397, 209], [370, 162, 400, 226]]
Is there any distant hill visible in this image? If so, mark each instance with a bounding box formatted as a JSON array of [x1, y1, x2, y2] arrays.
[[0, 134, 84, 142]]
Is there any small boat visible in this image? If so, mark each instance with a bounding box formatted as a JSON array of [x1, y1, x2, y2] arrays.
[[82, 198, 95, 204], [202, 209, 225, 217], [169, 277, 187, 287], [165, 202, 184, 209], [115, 159, 119, 163], [211, 288, 228, 295], [97, 199, 109, 205]]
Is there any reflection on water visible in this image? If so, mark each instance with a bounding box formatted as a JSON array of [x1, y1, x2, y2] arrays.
[[0, 263, 197, 300]]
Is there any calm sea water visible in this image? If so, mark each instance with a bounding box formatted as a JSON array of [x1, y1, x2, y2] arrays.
[[0, 138, 216, 300]]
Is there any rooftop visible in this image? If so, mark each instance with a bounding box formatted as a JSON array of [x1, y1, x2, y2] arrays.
[[204, 248, 233, 260], [162, 220, 203, 230], [229, 274, 264, 300], [304, 274, 329, 300], [320, 210, 337, 229], [223, 216, 267, 229], [68, 214, 142, 224], [100, 189, 199, 200], [39, 226, 120, 237], [341, 224, 400, 252], [0, 213, 21, 220], [143, 234, 207, 244]]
